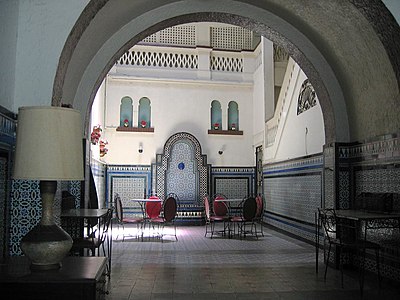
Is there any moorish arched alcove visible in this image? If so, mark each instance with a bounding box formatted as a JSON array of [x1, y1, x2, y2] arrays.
[[155, 132, 209, 204]]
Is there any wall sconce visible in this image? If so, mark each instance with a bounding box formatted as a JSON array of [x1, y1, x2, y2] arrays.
[[218, 145, 225, 155], [138, 143, 143, 153]]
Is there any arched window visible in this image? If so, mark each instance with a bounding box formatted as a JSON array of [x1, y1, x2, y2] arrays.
[[228, 101, 239, 130], [120, 96, 133, 127], [138, 97, 151, 128], [297, 79, 317, 115], [211, 100, 222, 130]]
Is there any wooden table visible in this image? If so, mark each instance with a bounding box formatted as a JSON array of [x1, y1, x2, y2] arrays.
[[0, 256, 108, 300]]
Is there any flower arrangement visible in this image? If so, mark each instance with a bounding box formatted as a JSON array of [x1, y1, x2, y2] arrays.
[[99, 140, 108, 157], [213, 123, 220, 130], [90, 125, 102, 145], [123, 119, 129, 127], [140, 120, 147, 128], [231, 123, 236, 130]]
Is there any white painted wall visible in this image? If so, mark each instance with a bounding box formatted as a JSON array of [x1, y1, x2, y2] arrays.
[[0, 0, 87, 112], [0, 0, 18, 111], [100, 76, 255, 166], [90, 80, 106, 161], [383, 0, 400, 25], [273, 70, 325, 161], [252, 50, 266, 148], [94, 49, 325, 167]]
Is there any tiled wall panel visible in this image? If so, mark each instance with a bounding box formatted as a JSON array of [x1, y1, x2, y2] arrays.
[[263, 155, 323, 243]]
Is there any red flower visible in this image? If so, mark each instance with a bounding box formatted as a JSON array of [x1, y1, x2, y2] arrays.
[[124, 119, 129, 123], [141, 120, 147, 126]]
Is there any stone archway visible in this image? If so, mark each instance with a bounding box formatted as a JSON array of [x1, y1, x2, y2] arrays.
[[53, 0, 400, 143]]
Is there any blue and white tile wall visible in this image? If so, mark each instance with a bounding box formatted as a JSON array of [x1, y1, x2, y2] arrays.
[[334, 136, 400, 281], [106, 165, 151, 217], [91, 159, 107, 207], [9, 180, 80, 256], [211, 167, 255, 198], [0, 109, 16, 257], [263, 155, 323, 244]]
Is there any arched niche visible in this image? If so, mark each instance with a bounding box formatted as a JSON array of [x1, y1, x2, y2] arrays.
[[120, 96, 133, 127], [155, 132, 210, 204]]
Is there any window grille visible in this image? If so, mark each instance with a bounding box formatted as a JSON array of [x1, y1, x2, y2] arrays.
[[118, 50, 198, 69], [297, 79, 317, 115], [142, 25, 196, 47], [210, 26, 253, 51], [210, 54, 243, 72]]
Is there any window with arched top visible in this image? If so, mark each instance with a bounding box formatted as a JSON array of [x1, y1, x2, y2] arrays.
[[138, 97, 151, 128], [120, 96, 133, 127], [211, 100, 222, 130], [228, 101, 239, 130]]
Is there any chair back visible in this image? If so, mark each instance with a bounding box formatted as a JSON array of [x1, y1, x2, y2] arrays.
[[146, 196, 162, 219], [213, 196, 228, 217], [163, 196, 177, 222], [318, 208, 337, 243], [242, 197, 257, 221], [99, 208, 113, 243], [255, 195, 263, 218], [204, 195, 210, 220], [115, 194, 123, 222]]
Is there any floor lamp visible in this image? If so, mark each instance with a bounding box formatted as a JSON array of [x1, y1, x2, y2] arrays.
[[13, 106, 84, 270]]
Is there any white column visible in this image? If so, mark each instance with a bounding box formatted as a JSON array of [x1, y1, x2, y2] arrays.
[[197, 47, 211, 80]]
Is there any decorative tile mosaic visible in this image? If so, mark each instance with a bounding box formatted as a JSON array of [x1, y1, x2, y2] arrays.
[[338, 169, 350, 209], [338, 135, 400, 163], [328, 137, 400, 281], [355, 168, 400, 194], [166, 140, 199, 202], [113, 176, 146, 215], [297, 79, 317, 115], [106, 165, 151, 217], [155, 132, 209, 205], [9, 179, 74, 256], [91, 159, 107, 207], [10, 180, 41, 255], [211, 167, 255, 204], [263, 154, 323, 244], [0, 156, 7, 258], [264, 174, 321, 224], [323, 145, 336, 208], [215, 178, 249, 199]]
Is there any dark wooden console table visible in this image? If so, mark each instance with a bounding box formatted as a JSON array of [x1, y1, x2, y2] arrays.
[[0, 256, 108, 300]]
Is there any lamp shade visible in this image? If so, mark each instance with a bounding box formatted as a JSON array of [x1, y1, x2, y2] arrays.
[[13, 106, 84, 181]]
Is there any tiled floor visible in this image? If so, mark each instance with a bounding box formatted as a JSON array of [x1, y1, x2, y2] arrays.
[[105, 224, 400, 300]]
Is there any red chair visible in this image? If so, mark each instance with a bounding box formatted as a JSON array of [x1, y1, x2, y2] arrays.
[[205, 194, 229, 238], [115, 194, 144, 241], [253, 195, 264, 237], [146, 195, 162, 219], [145, 195, 162, 238], [230, 197, 257, 239], [151, 195, 178, 242]]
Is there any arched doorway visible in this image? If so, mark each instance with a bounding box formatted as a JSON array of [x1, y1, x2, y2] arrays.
[[52, 1, 400, 144], [53, 1, 354, 143]]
